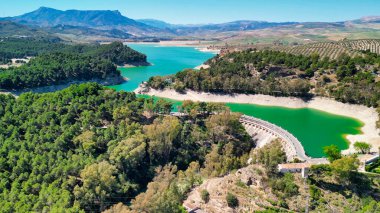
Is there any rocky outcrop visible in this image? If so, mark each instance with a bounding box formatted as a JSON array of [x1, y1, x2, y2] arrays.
[[183, 165, 275, 213]]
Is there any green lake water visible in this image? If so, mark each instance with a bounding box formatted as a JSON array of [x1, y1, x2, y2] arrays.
[[110, 44, 364, 158], [226, 103, 362, 157]]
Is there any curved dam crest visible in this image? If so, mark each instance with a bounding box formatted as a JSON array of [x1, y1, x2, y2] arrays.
[[240, 115, 327, 164]]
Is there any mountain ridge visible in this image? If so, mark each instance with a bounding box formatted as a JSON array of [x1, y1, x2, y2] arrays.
[[0, 7, 335, 35], [2, 7, 165, 36], [1, 7, 379, 42]]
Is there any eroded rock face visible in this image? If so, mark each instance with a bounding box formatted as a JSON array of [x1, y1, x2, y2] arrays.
[[236, 167, 262, 187], [183, 165, 272, 213]]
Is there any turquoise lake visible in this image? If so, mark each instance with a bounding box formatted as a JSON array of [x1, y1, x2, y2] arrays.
[[108, 44, 215, 92], [109, 44, 363, 157]]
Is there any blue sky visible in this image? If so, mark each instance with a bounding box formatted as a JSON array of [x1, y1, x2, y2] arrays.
[[0, 0, 379, 24]]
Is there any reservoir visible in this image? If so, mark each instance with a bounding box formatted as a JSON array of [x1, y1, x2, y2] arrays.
[[109, 44, 215, 91], [110, 44, 363, 158]]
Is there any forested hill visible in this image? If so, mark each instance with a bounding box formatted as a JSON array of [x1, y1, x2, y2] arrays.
[[0, 83, 253, 212], [149, 49, 380, 106], [0, 52, 119, 89], [0, 21, 55, 38], [78, 42, 148, 66], [0, 41, 147, 90], [0, 39, 147, 65], [148, 49, 380, 125]]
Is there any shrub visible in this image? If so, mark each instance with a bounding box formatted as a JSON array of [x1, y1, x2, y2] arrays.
[[174, 81, 186, 93], [277, 200, 288, 209], [201, 189, 210, 203], [235, 180, 247, 188], [330, 156, 359, 184], [309, 185, 322, 201], [354, 142, 372, 154], [305, 68, 315, 77], [270, 173, 299, 197], [251, 140, 286, 174], [323, 145, 342, 162], [226, 192, 239, 208]]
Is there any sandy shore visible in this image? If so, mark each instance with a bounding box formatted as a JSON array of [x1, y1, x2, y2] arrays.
[[195, 47, 220, 54], [160, 40, 213, 47], [194, 64, 210, 70], [117, 61, 152, 68], [137, 88, 380, 154], [125, 40, 206, 47], [124, 41, 221, 53]]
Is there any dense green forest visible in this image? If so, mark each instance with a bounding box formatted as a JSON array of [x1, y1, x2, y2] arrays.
[[0, 52, 119, 89], [0, 38, 65, 63], [0, 41, 147, 90], [0, 38, 146, 65], [0, 83, 254, 212], [76, 42, 148, 65]]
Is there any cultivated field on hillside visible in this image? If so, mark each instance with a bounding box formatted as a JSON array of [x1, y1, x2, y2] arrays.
[[273, 39, 380, 59]]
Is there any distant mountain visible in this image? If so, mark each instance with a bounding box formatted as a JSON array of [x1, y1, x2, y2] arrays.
[[170, 20, 298, 36], [137, 19, 175, 29], [199, 20, 298, 31], [1, 8, 379, 42], [354, 16, 380, 24], [4, 7, 164, 36], [0, 7, 338, 38], [292, 22, 345, 29], [49, 25, 133, 39], [11, 7, 141, 28], [0, 21, 57, 39], [138, 19, 298, 32], [0, 20, 133, 41]]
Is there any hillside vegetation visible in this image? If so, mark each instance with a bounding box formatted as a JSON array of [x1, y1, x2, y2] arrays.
[[0, 38, 65, 64], [148, 45, 380, 127], [182, 142, 380, 212], [0, 39, 146, 65], [0, 53, 118, 89], [0, 41, 147, 90], [149, 49, 380, 105], [0, 84, 254, 212], [274, 42, 363, 59], [274, 39, 380, 59], [0, 21, 54, 38], [338, 39, 380, 54]]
